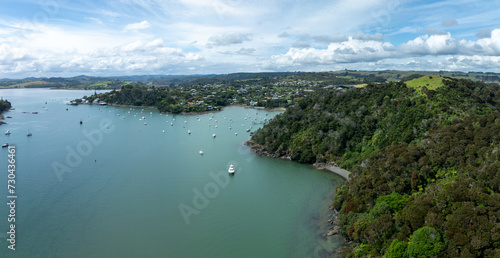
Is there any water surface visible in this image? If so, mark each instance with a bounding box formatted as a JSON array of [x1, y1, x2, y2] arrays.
[[0, 88, 345, 257]]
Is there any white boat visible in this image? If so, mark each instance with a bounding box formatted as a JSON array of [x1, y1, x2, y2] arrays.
[[144, 123, 147, 125], [162, 130, 165, 133], [2, 143, 8, 148], [27, 132, 32, 137], [188, 130, 191, 134], [5, 130, 10, 135], [235, 133, 238, 135], [246, 128, 251, 132], [228, 164, 235, 174], [215, 125, 218, 128], [199, 150, 204, 155], [212, 133, 216, 138], [171, 123, 173, 126]]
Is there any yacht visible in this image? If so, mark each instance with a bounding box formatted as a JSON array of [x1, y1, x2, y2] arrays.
[[212, 133, 216, 138], [188, 130, 191, 134], [228, 164, 235, 174], [5, 130, 10, 135], [2, 143, 8, 148], [27, 132, 32, 137], [199, 150, 204, 155]]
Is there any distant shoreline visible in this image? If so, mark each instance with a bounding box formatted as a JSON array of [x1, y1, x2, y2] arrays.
[[82, 103, 286, 115]]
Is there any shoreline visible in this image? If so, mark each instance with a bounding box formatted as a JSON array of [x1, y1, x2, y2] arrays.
[[313, 162, 350, 181], [81, 103, 286, 116], [245, 140, 350, 180]]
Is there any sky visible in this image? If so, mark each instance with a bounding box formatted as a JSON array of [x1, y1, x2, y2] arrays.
[[0, 0, 499, 78]]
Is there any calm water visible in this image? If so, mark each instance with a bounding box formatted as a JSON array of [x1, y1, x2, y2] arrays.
[[0, 89, 345, 257]]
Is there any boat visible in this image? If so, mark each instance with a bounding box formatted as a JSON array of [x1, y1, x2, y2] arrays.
[[246, 128, 250, 132], [163, 130, 165, 133], [80, 120, 83, 124], [5, 130, 10, 135], [188, 130, 191, 134], [228, 164, 235, 174], [199, 150, 204, 155], [171, 123, 173, 126], [235, 133, 238, 135], [27, 132, 32, 137], [2, 143, 8, 148], [212, 133, 216, 138], [144, 123, 147, 125]]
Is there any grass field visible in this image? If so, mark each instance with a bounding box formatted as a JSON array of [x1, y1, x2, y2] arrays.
[[405, 75, 448, 92]]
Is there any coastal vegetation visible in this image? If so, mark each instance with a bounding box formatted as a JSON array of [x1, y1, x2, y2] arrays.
[[249, 77, 500, 257], [0, 99, 11, 112]]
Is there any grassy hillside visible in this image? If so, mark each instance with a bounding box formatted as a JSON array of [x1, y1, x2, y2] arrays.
[[249, 78, 500, 257], [405, 75, 447, 92]]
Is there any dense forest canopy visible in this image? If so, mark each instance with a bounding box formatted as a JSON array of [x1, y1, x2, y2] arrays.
[[249, 77, 500, 257]]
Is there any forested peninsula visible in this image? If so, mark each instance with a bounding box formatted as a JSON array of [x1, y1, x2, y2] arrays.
[[249, 76, 500, 257]]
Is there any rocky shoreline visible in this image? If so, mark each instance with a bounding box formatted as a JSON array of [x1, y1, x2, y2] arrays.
[[324, 206, 341, 237]]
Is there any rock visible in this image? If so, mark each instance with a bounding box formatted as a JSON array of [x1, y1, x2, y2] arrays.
[[327, 219, 333, 224]]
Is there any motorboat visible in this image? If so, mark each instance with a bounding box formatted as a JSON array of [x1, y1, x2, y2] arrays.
[[228, 164, 235, 174], [5, 130, 10, 135]]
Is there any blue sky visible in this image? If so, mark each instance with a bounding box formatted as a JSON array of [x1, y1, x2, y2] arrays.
[[0, 0, 499, 78]]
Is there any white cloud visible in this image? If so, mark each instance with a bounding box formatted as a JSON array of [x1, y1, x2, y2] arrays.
[[206, 32, 252, 48], [264, 29, 500, 70], [123, 20, 151, 31]]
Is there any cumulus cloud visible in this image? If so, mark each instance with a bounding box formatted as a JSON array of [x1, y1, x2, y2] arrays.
[[264, 37, 396, 69], [123, 20, 151, 31], [264, 29, 500, 70], [206, 32, 252, 48], [442, 19, 458, 27]]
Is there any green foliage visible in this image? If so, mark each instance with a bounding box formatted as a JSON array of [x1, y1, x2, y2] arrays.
[[249, 78, 500, 257], [407, 226, 445, 257], [0, 99, 12, 113], [385, 239, 408, 258], [376, 192, 409, 213]]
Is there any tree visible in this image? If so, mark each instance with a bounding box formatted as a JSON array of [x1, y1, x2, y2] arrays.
[[407, 226, 445, 258]]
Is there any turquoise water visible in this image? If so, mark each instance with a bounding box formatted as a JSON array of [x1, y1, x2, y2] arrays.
[[0, 89, 345, 257]]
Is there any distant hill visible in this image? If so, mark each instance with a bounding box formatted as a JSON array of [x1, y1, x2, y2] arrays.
[[1, 70, 499, 89]]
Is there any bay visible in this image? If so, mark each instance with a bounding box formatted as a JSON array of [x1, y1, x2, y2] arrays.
[[0, 88, 346, 257]]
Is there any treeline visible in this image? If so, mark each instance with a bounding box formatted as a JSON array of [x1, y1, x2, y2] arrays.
[[249, 78, 500, 256]]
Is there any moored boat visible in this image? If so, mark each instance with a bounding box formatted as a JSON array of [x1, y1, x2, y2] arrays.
[[228, 164, 235, 174]]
